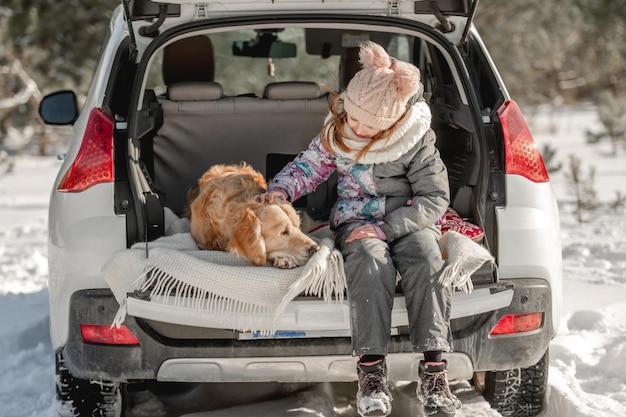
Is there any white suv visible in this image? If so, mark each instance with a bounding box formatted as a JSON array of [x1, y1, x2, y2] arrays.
[[39, 1, 562, 416]]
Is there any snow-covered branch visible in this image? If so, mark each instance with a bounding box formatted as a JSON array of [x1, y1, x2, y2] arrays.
[[0, 59, 42, 110]]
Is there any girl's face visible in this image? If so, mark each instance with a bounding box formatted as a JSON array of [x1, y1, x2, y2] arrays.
[[346, 113, 382, 139]]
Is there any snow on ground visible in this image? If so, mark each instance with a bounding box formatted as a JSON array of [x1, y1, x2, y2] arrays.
[[1, 105, 625, 417]]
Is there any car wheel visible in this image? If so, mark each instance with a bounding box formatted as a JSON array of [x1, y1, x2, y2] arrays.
[[55, 351, 124, 417], [482, 349, 549, 417]]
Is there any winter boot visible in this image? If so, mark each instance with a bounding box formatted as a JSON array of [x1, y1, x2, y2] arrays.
[[356, 358, 393, 417], [417, 360, 462, 417]]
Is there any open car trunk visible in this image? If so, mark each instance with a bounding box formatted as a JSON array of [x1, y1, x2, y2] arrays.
[[121, 17, 503, 344]]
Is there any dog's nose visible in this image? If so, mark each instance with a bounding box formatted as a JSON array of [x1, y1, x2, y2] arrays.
[[308, 244, 320, 256]]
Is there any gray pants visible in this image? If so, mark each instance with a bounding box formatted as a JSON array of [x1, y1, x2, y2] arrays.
[[335, 224, 453, 356]]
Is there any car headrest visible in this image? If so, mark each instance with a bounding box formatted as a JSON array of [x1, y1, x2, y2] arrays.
[[162, 36, 215, 85], [263, 82, 321, 100], [167, 82, 224, 101], [339, 47, 361, 91]]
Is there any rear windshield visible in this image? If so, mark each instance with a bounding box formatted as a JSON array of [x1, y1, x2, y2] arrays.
[[145, 27, 447, 98]]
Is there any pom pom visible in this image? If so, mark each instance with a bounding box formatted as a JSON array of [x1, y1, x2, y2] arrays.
[[358, 41, 392, 71], [393, 61, 421, 101], [357, 41, 421, 101]]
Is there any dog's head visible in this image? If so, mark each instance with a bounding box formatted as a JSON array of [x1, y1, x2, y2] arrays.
[[229, 201, 320, 268]]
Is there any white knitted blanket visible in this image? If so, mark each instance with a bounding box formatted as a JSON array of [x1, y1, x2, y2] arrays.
[[438, 230, 494, 293], [102, 209, 492, 334], [103, 232, 346, 334]]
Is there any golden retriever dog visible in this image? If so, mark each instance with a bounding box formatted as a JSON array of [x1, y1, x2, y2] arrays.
[[189, 163, 320, 268]]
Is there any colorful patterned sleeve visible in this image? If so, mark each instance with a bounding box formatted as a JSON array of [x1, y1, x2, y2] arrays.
[[268, 136, 337, 202]]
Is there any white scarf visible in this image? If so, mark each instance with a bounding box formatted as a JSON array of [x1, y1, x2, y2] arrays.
[[328, 100, 432, 164]]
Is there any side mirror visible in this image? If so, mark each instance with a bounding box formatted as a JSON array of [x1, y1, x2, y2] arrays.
[[39, 90, 79, 125]]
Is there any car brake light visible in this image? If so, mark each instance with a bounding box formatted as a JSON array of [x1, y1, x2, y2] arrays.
[[489, 312, 543, 336], [80, 324, 140, 345], [497, 100, 549, 183], [58, 108, 114, 192]]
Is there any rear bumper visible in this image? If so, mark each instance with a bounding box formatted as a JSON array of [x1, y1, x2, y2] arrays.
[[62, 278, 552, 383], [155, 354, 475, 382], [452, 278, 553, 372]]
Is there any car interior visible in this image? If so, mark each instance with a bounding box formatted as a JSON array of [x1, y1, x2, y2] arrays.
[[130, 26, 481, 252]]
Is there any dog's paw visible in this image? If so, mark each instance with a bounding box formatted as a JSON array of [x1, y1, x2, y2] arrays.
[[273, 256, 296, 269]]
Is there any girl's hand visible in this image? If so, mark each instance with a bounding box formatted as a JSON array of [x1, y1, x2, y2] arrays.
[[255, 189, 288, 204], [345, 224, 379, 243]]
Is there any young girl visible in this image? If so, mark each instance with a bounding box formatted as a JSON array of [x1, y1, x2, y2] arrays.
[[261, 41, 461, 417]]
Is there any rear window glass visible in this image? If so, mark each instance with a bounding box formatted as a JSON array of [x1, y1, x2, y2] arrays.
[[145, 27, 430, 98]]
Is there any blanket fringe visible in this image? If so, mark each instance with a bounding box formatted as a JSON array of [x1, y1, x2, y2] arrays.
[[438, 264, 475, 293], [272, 243, 346, 331], [112, 298, 127, 329], [136, 265, 277, 331], [438, 231, 494, 293]]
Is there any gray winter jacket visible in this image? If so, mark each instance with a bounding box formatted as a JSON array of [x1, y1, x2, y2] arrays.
[[268, 102, 450, 242]]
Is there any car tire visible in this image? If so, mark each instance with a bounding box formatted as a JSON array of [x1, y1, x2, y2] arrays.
[[482, 349, 549, 417], [55, 351, 124, 417]]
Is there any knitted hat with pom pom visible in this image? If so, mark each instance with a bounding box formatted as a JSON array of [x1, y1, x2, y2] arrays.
[[344, 41, 422, 131]]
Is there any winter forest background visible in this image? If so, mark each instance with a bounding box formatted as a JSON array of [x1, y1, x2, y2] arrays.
[[1, 1, 626, 416], [1, 0, 626, 161]]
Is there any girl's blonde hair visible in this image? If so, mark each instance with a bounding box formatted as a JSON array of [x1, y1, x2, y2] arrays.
[[320, 91, 403, 162]]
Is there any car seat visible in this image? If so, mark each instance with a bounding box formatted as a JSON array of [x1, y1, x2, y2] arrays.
[[162, 35, 215, 85]]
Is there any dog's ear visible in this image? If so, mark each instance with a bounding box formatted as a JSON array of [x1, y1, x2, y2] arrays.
[[229, 207, 267, 266], [277, 202, 302, 228], [183, 187, 200, 219]]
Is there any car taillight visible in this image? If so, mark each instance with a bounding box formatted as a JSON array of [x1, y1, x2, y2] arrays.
[[489, 312, 543, 336], [58, 108, 114, 192], [497, 100, 549, 183], [80, 324, 140, 345]]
